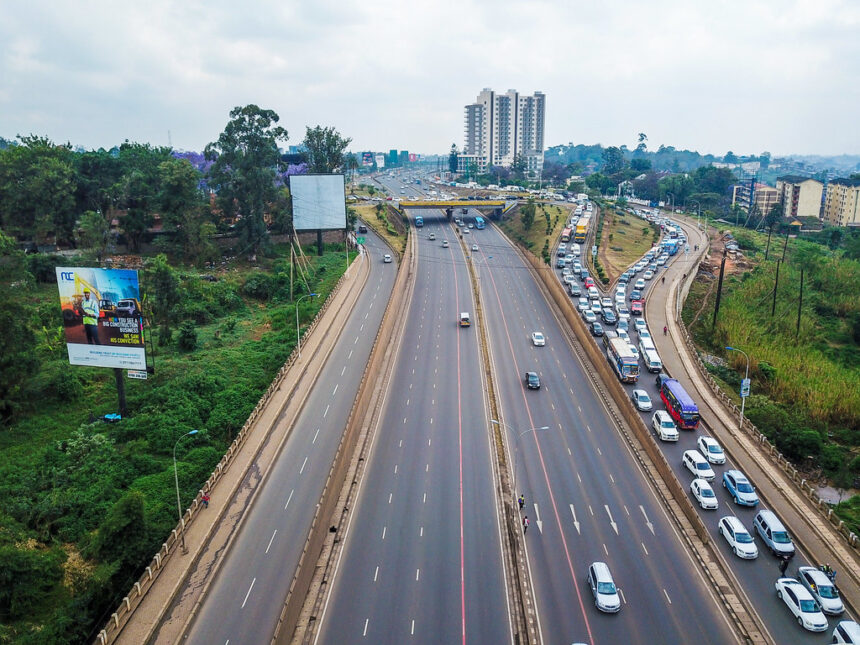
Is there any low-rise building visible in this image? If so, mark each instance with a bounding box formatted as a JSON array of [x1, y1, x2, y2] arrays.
[[776, 175, 824, 220], [822, 178, 860, 227], [732, 182, 779, 215]]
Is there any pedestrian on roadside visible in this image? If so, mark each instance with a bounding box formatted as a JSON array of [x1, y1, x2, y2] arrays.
[[778, 556, 789, 576], [518, 494, 525, 510], [202, 492, 210, 508], [523, 516, 529, 533]]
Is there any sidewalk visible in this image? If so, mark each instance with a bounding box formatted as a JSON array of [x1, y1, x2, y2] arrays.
[[113, 251, 370, 645], [647, 215, 860, 615]]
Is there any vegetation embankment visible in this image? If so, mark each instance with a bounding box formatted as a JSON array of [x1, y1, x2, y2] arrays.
[[682, 224, 860, 528], [0, 106, 360, 643], [596, 204, 659, 284], [496, 199, 569, 265], [353, 203, 407, 254]]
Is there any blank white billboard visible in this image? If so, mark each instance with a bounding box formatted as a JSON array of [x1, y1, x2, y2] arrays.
[[291, 174, 347, 231]]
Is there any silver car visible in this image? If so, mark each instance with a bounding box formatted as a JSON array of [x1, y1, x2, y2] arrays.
[[797, 566, 844, 615]]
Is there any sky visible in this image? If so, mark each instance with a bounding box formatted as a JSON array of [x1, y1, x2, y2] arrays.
[[2, 0, 858, 157]]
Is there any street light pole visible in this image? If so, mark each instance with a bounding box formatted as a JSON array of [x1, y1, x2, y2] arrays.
[[296, 292, 319, 358], [173, 429, 199, 554], [491, 419, 549, 498], [725, 346, 750, 428]]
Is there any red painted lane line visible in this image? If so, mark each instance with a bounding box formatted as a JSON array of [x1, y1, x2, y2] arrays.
[[480, 245, 595, 645], [446, 240, 468, 645]]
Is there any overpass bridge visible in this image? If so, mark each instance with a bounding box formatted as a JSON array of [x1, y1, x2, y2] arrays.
[[394, 199, 517, 221]]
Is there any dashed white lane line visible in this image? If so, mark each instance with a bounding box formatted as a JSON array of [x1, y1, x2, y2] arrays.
[[381, 526, 387, 540], [332, 383, 339, 396], [284, 489, 294, 510], [348, 349, 353, 359], [642, 542, 649, 556], [323, 404, 330, 418], [416, 569, 420, 581], [354, 335, 359, 344], [341, 365, 347, 376], [241, 578, 256, 608], [265, 530, 277, 554], [363, 618, 369, 636], [663, 589, 672, 604], [299, 457, 308, 474], [388, 493, 393, 503], [312, 428, 320, 444]]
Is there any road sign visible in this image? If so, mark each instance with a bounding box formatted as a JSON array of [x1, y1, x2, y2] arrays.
[[128, 370, 148, 380], [356, 237, 366, 244], [592, 245, 597, 256], [740, 378, 751, 398]]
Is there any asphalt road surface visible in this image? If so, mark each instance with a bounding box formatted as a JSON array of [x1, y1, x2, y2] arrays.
[[553, 211, 842, 643], [315, 208, 512, 644], [472, 211, 738, 645], [182, 226, 397, 644]]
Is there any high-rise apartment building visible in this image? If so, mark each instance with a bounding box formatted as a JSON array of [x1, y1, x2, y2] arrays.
[[460, 88, 546, 174], [822, 178, 860, 227], [776, 175, 824, 219], [732, 182, 779, 215]]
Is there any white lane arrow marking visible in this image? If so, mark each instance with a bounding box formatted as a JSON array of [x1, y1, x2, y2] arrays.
[[569, 504, 581, 535], [534, 503, 543, 533], [605, 505, 618, 535], [640, 505, 655, 535]]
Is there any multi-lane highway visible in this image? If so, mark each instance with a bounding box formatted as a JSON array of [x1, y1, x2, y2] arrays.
[[179, 226, 398, 644], [554, 210, 846, 643], [315, 203, 511, 644], [468, 212, 737, 644]]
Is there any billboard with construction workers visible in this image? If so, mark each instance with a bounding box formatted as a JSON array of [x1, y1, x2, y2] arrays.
[[290, 174, 347, 231], [55, 267, 146, 369]]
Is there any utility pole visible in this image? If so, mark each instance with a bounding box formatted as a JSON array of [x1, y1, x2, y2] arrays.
[[796, 268, 804, 339], [781, 230, 790, 262], [772, 260, 781, 317], [712, 249, 727, 330], [764, 225, 773, 260]]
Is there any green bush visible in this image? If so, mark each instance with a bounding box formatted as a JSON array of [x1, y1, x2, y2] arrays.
[[177, 321, 198, 352], [0, 546, 65, 619]]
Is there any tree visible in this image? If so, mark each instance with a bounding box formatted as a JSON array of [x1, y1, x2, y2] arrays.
[[145, 253, 181, 344], [448, 144, 459, 173], [630, 158, 651, 172], [521, 198, 536, 230], [157, 158, 214, 261], [511, 154, 527, 178], [658, 174, 695, 205], [302, 125, 352, 173], [723, 150, 738, 164], [585, 172, 615, 195], [601, 146, 626, 174], [827, 226, 844, 250], [0, 229, 39, 420], [117, 169, 155, 252], [205, 105, 289, 258], [75, 210, 110, 260], [765, 202, 784, 230], [692, 165, 736, 195]]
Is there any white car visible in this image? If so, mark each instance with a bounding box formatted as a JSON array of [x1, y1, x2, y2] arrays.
[[719, 516, 759, 559], [587, 562, 621, 613], [682, 450, 715, 480], [558, 243, 567, 251], [617, 330, 630, 343], [774, 577, 828, 632], [601, 297, 613, 309], [628, 344, 639, 361], [639, 329, 652, 341], [630, 389, 652, 411], [564, 274, 576, 285], [442, 240, 449, 248], [697, 436, 727, 465], [615, 293, 626, 307], [634, 279, 645, 290], [833, 620, 860, 643], [797, 566, 844, 616], [578, 297, 590, 312], [634, 319, 648, 333], [471, 243, 479, 251], [531, 331, 546, 347], [652, 411, 679, 442], [429, 232, 436, 240], [656, 255, 667, 266], [583, 310, 598, 324], [383, 254, 392, 263], [644, 270, 654, 280], [690, 479, 718, 510], [591, 301, 602, 314]]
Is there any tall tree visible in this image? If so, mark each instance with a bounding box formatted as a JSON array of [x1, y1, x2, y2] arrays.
[[205, 105, 288, 258], [145, 253, 181, 344], [601, 146, 626, 174], [723, 150, 738, 164], [302, 125, 352, 173], [448, 144, 459, 173], [765, 202, 784, 229], [157, 158, 214, 261], [75, 210, 110, 261]]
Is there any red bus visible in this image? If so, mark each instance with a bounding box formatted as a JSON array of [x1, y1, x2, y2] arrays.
[[561, 227, 573, 243]]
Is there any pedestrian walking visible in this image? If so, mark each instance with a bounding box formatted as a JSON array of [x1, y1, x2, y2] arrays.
[[778, 556, 789, 576], [202, 493, 210, 508], [518, 494, 525, 511], [523, 516, 529, 533]]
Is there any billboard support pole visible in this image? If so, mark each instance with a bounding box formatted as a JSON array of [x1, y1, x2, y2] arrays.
[[114, 368, 128, 417]]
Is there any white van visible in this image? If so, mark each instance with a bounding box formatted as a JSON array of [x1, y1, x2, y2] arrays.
[[644, 349, 662, 373], [639, 337, 656, 357], [572, 244, 581, 257]]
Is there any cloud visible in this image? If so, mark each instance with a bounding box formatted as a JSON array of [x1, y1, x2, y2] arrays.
[[1, 0, 857, 154]]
